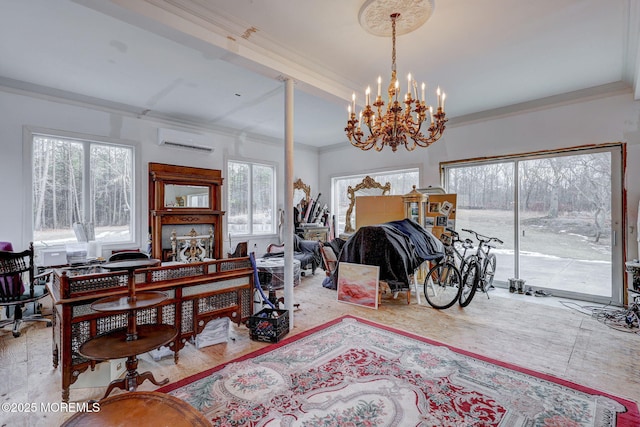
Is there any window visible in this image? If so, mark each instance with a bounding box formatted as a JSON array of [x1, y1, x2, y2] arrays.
[[443, 145, 623, 304], [227, 160, 276, 235], [187, 193, 208, 208], [331, 168, 419, 233], [32, 134, 134, 246]]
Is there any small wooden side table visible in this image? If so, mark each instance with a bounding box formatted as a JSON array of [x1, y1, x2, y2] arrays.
[[61, 391, 209, 426], [79, 259, 177, 399]]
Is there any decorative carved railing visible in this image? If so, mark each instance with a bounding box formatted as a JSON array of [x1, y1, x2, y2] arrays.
[[47, 257, 253, 402]]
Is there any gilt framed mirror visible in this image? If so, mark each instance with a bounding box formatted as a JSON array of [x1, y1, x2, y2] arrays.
[[293, 178, 311, 206], [344, 176, 391, 234]]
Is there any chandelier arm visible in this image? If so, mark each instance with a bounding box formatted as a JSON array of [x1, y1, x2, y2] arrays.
[[410, 122, 447, 146], [348, 127, 381, 151], [405, 140, 417, 152]]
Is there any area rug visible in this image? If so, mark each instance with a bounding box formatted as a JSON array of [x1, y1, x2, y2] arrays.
[[158, 316, 640, 426]]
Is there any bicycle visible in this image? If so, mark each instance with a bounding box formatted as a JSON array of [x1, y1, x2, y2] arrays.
[[458, 228, 503, 307], [423, 231, 470, 309], [445, 227, 476, 280]]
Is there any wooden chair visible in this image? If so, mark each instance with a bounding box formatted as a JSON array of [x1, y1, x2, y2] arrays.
[[108, 250, 150, 262], [0, 242, 52, 337], [320, 244, 338, 277], [227, 241, 248, 258]]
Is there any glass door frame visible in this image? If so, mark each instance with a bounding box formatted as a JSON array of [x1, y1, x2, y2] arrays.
[[442, 143, 624, 305]]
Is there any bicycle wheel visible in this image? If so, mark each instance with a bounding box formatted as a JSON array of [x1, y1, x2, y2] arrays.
[[423, 261, 463, 309], [459, 258, 480, 307], [483, 253, 497, 289]]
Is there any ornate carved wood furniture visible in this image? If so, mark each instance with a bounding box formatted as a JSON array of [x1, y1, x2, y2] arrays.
[[46, 257, 253, 402], [149, 163, 224, 261], [344, 176, 391, 234], [170, 227, 214, 263]]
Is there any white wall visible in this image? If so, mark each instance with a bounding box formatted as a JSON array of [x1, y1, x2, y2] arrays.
[[0, 89, 318, 256], [319, 92, 640, 261], [4, 88, 640, 263]]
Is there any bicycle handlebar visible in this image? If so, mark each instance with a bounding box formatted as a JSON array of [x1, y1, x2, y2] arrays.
[[461, 228, 504, 245]]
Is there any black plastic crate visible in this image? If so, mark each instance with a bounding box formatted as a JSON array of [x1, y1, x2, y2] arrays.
[[248, 308, 289, 343]]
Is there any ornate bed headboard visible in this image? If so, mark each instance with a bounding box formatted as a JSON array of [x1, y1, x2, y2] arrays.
[[170, 227, 214, 263], [344, 176, 391, 234]]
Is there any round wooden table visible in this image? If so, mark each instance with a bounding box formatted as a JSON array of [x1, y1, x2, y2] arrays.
[[61, 391, 209, 426], [79, 258, 177, 399]]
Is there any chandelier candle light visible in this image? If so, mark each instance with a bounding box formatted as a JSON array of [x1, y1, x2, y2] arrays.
[[346, 7, 447, 152]]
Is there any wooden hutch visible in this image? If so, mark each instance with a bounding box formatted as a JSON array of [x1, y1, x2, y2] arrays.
[[148, 163, 224, 261]]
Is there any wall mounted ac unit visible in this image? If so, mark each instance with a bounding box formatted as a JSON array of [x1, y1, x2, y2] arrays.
[[158, 128, 214, 153]]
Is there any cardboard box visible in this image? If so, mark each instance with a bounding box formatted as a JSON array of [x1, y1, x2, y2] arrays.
[[355, 195, 404, 230], [39, 249, 67, 267], [65, 243, 88, 265]]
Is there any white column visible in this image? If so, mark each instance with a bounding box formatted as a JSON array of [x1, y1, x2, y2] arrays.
[[284, 78, 295, 330]]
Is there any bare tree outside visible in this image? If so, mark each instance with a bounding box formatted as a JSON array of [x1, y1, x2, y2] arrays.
[[32, 135, 133, 245], [227, 161, 275, 235], [447, 150, 614, 298]]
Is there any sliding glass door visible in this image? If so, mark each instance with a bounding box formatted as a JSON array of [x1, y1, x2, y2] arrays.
[[444, 145, 623, 304], [446, 162, 516, 283]]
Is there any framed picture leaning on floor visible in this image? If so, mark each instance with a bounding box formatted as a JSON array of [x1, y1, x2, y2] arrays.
[[337, 262, 380, 309]]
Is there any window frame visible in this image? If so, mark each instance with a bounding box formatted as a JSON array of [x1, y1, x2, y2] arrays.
[[441, 143, 624, 304], [226, 157, 277, 237], [23, 126, 140, 250], [330, 166, 421, 234]]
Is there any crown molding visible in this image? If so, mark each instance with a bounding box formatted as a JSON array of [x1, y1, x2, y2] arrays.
[[0, 76, 319, 152], [448, 82, 632, 127]]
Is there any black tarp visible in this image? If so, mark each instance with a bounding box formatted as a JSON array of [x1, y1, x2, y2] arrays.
[[384, 219, 444, 262], [328, 219, 444, 291]]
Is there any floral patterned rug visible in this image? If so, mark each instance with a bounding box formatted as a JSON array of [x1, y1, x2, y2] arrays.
[[159, 316, 639, 426]]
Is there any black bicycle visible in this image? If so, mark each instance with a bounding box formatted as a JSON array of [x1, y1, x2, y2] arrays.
[[445, 228, 476, 283], [459, 228, 503, 307], [423, 231, 468, 309]]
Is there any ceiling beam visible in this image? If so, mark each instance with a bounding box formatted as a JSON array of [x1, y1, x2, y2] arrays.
[[107, 0, 354, 105]]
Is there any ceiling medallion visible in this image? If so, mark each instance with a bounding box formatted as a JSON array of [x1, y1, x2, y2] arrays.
[[346, 0, 447, 152], [358, 0, 435, 37]]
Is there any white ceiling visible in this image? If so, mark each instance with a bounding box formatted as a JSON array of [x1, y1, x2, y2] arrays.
[[1, 0, 638, 149]]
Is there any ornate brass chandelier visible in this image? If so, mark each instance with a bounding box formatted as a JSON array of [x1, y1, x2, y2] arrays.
[[345, 12, 447, 152]]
